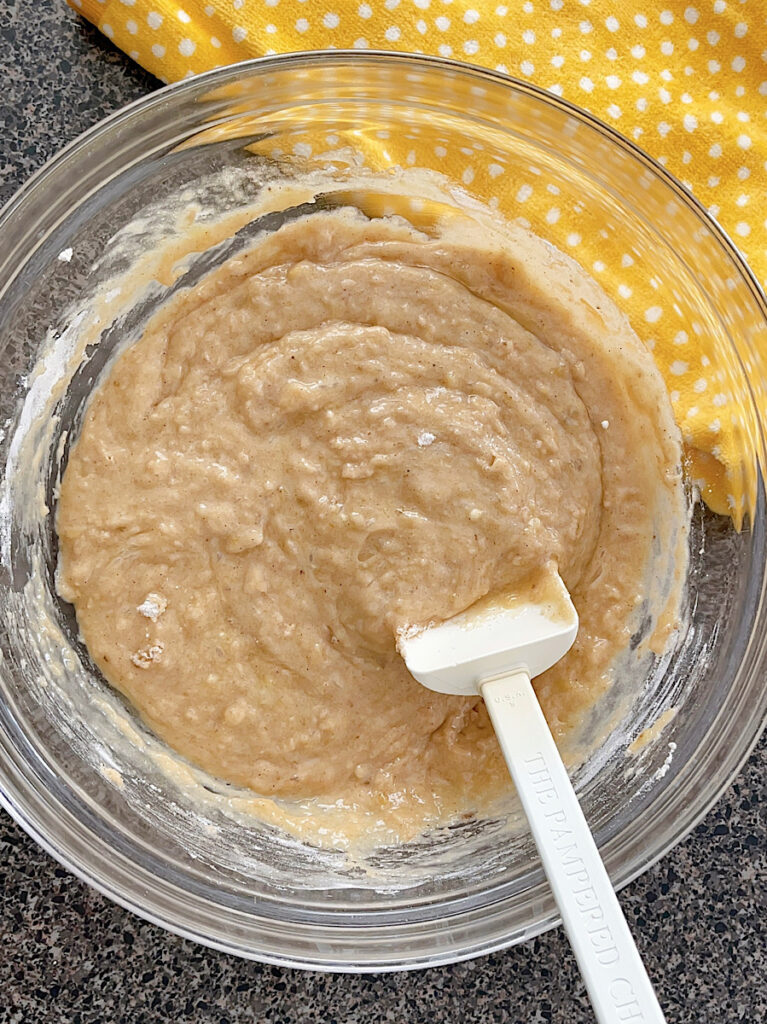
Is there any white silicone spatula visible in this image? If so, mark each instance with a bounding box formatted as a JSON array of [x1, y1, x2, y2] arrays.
[[398, 571, 667, 1024]]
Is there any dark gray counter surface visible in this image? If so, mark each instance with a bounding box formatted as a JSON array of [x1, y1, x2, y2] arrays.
[[1, 2, 764, 1021]]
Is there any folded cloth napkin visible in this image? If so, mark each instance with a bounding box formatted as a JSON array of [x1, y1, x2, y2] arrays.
[[68, 0, 767, 519]]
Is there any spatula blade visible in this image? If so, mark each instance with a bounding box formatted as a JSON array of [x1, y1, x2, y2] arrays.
[[399, 572, 578, 695]]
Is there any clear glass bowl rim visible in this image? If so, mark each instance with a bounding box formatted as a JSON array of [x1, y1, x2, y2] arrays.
[[0, 50, 766, 971]]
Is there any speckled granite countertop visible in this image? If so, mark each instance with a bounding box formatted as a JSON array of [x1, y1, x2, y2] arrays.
[[1, 2, 765, 1021]]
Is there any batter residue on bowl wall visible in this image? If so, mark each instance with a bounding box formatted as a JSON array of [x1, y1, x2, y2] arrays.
[[56, 180, 687, 844]]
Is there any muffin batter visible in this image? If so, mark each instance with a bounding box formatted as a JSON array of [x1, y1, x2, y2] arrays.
[[57, 204, 685, 830]]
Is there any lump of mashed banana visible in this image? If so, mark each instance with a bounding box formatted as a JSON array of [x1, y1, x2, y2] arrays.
[[56, 202, 685, 834]]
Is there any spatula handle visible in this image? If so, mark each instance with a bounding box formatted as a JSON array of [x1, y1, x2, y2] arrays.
[[482, 670, 667, 1024]]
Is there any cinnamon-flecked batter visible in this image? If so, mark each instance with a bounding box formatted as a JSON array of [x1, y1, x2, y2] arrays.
[[57, 205, 685, 832]]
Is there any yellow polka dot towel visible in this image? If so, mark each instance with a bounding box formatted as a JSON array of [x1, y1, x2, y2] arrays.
[[68, 0, 767, 520]]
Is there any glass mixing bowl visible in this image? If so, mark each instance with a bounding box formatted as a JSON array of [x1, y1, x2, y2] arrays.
[[0, 53, 765, 970]]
